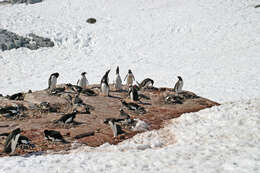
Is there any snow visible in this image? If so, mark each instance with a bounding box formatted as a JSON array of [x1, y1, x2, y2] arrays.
[[0, 0, 260, 172]]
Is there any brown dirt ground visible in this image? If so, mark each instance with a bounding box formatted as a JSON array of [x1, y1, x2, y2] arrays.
[[0, 84, 219, 157]]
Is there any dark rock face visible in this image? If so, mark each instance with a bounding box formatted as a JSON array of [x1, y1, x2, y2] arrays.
[[86, 18, 97, 24], [9, 0, 42, 4], [0, 29, 54, 51]]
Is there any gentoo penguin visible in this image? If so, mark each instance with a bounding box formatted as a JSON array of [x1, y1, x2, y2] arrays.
[[115, 66, 122, 91], [128, 85, 139, 101], [137, 78, 154, 89], [73, 94, 84, 106], [121, 100, 146, 114], [124, 69, 135, 86], [100, 69, 110, 96], [103, 119, 122, 137], [44, 130, 67, 143], [3, 128, 21, 154], [77, 72, 88, 89], [119, 108, 130, 120], [55, 110, 78, 124], [0, 132, 34, 149], [173, 76, 183, 93], [48, 72, 59, 90]]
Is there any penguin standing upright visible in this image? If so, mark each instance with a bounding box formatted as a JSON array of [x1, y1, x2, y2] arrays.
[[100, 69, 110, 96], [128, 85, 139, 101], [48, 72, 59, 90], [115, 66, 122, 91], [3, 128, 21, 154], [173, 76, 183, 93], [77, 72, 88, 89], [124, 69, 135, 86]]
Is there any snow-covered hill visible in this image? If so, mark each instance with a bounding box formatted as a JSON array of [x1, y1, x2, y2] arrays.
[[0, 0, 260, 172], [0, 0, 260, 103]]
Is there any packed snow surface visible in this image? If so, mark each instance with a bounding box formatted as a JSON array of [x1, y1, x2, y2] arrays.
[[0, 0, 260, 172]]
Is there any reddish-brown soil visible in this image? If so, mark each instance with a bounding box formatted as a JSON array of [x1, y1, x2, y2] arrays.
[[0, 84, 219, 156]]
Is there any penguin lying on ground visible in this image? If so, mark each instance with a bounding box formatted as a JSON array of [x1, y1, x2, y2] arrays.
[[44, 130, 68, 143], [55, 110, 78, 124], [121, 100, 146, 114]]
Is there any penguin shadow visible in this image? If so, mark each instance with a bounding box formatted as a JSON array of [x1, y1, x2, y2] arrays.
[[137, 100, 152, 106], [21, 151, 45, 158], [108, 95, 122, 99], [110, 89, 128, 93]]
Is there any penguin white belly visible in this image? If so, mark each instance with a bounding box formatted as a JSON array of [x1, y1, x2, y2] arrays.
[[127, 75, 134, 86], [65, 117, 73, 124], [11, 134, 20, 154], [50, 76, 57, 89], [130, 91, 134, 100], [101, 83, 109, 96], [79, 77, 87, 88], [144, 81, 152, 88], [115, 75, 122, 90], [178, 81, 183, 92]]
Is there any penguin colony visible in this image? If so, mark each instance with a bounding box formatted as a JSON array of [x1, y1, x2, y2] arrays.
[[1, 66, 183, 155]]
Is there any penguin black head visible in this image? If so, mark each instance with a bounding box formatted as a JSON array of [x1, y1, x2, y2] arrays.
[[12, 128, 21, 135], [128, 69, 132, 74], [53, 72, 59, 78], [81, 72, 86, 76], [106, 69, 111, 75], [177, 76, 182, 81], [116, 66, 119, 74], [72, 109, 78, 114], [44, 130, 49, 134]]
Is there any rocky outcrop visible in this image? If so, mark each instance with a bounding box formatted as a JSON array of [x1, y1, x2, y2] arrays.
[[0, 29, 54, 51], [0, 84, 219, 156], [9, 0, 42, 5]]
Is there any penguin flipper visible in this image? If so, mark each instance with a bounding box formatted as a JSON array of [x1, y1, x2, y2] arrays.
[[48, 76, 52, 89]]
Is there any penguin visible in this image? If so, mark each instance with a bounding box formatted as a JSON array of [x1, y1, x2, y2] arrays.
[[121, 100, 146, 114], [48, 72, 59, 90], [115, 66, 122, 91], [55, 110, 78, 124], [3, 128, 21, 154], [119, 108, 130, 120], [44, 130, 67, 143], [128, 85, 139, 101], [173, 76, 183, 93], [137, 78, 154, 89], [0, 106, 19, 118], [103, 119, 122, 137], [100, 69, 110, 96], [124, 69, 135, 86], [77, 72, 88, 89], [73, 94, 84, 106]]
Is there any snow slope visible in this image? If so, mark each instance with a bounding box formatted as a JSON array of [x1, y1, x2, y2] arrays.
[[0, 0, 260, 172], [0, 0, 260, 103]]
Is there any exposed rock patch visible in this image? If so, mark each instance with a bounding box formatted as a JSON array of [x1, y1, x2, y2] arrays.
[[0, 29, 54, 51]]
